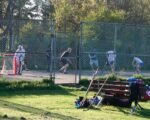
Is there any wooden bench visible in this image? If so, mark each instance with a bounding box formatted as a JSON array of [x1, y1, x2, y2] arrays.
[[89, 80, 148, 101]]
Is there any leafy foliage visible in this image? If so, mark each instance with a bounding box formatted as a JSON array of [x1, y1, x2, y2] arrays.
[[80, 73, 150, 87], [133, 74, 144, 79]]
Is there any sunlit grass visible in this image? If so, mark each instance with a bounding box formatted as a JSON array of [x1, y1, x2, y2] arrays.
[[0, 88, 149, 120]]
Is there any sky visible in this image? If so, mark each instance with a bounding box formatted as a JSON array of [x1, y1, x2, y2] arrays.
[[25, 0, 43, 20]]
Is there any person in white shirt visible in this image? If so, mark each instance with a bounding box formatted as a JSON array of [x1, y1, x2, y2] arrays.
[[132, 57, 143, 74], [106, 50, 116, 73], [88, 49, 99, 71], [15, 45, 25, 75]]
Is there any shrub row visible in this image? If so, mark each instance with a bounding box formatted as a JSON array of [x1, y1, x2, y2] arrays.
[[80, 74, 150, 87], [0, 79, 61, 91]]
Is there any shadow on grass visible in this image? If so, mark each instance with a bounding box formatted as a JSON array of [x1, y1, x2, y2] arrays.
[[0, 99, 80, 120], [104, 105, 150, 119], [0, 88, 76, 97], [134, 108, 150, 119], [116, 106, 130, 115], [116, 105, 150, 119], [0, 114, 19, 120], [0, 79, 78, 97]]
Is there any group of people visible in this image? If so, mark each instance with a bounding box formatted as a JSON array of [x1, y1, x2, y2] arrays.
[[89, 50, 117, 73], [16, 44, 143, 75], [15, 44, 72, 75], [46, 47, 143, 74], [55, 48, 117, 74], [88, 49, 143, 74]]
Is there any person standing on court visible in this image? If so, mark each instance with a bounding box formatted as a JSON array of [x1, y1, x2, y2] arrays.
[[132, 57, 143, 74], [14, 45, 25, 75], [106, 50, 116, 73], [46, 44, 51, 72], [88, 49, 99, 71], [59, 48, 72, 74]]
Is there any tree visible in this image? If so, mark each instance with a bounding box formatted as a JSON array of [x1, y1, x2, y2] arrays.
[[0, 0, 42, 51], [126, 0, 150, 24]]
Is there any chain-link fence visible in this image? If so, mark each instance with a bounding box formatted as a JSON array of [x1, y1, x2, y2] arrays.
[[1, 19, 150, 82], [80, 22, 150, 78], [0, 19, 52, 74], [0, 19, 79, 83]]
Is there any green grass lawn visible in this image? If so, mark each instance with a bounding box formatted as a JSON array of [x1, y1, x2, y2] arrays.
[[0, 83, 149, 120]]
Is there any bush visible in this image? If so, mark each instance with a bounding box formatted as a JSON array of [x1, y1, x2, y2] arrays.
[[104, 73, 117, 81], [79, 78, 89, 87], [97, 74, 126, 81], [79, 74, 150, 87], [42, 79, 54, 84], [133, 74, 144, 79]]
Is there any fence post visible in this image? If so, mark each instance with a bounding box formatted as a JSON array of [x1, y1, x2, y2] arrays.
[[79, 22, 83, 82], [50, 15, 55, 81], [114, 23, 117, 52]]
